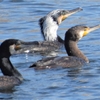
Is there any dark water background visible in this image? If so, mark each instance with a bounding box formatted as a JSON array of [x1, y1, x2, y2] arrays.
[[0, 0, 100, 99]]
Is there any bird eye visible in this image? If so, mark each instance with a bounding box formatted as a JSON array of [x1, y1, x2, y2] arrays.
[[84, 28, 87, 31], [84, 27, 89, 31], [61, 10, 66, 15], [16, 41, 21, 45]]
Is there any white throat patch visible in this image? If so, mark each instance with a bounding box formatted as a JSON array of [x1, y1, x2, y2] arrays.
[[78, 30, 84, 40], [9, 44, 16, 54]]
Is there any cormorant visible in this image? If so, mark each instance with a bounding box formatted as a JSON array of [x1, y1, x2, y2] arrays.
[[0, 39, 24, 91], [39, 7, 82, 42], [29, 25, 100, 69]]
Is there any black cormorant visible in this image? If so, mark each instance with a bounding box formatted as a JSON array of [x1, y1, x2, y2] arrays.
[[0, 39, 24, 91], [29, 25, 100, 69]]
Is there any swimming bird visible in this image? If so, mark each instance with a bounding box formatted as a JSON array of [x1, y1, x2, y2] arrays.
[[17, 7, 82, 54], [39, 7, 82, 42], [29, 25, 100, 69], [0, 39, 24, 91]]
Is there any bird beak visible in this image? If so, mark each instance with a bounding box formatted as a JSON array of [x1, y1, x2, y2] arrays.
[[63, 7, 82, 20], [83, 25, 100, 36], [58, 7, 82, 24], [14, 41, 37, 51], [14, 40, 33, 51]]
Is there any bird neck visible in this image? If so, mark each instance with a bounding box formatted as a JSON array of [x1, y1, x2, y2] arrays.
[[65, 40, 89, 63], [40, 17, 63, 42], [0, 57, 23, 82]]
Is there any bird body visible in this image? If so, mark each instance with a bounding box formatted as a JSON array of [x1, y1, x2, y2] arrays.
[[30, 25, 100, 69]]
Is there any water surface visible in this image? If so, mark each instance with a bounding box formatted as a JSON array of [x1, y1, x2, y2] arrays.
[[0, 0, 100, 100]]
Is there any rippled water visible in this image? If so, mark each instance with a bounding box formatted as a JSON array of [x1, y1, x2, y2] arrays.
[[0, 0, 100, 99]]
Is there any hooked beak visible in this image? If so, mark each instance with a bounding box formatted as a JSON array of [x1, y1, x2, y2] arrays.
[[63, 7, 82, 20], [58, 7, 82, 24], [14, 40, 30, 51], [14, 41, 39, 52], [83, 25, 100, 36]]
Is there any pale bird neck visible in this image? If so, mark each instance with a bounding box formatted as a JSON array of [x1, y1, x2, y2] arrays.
[[42, 17, 59, 41]]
